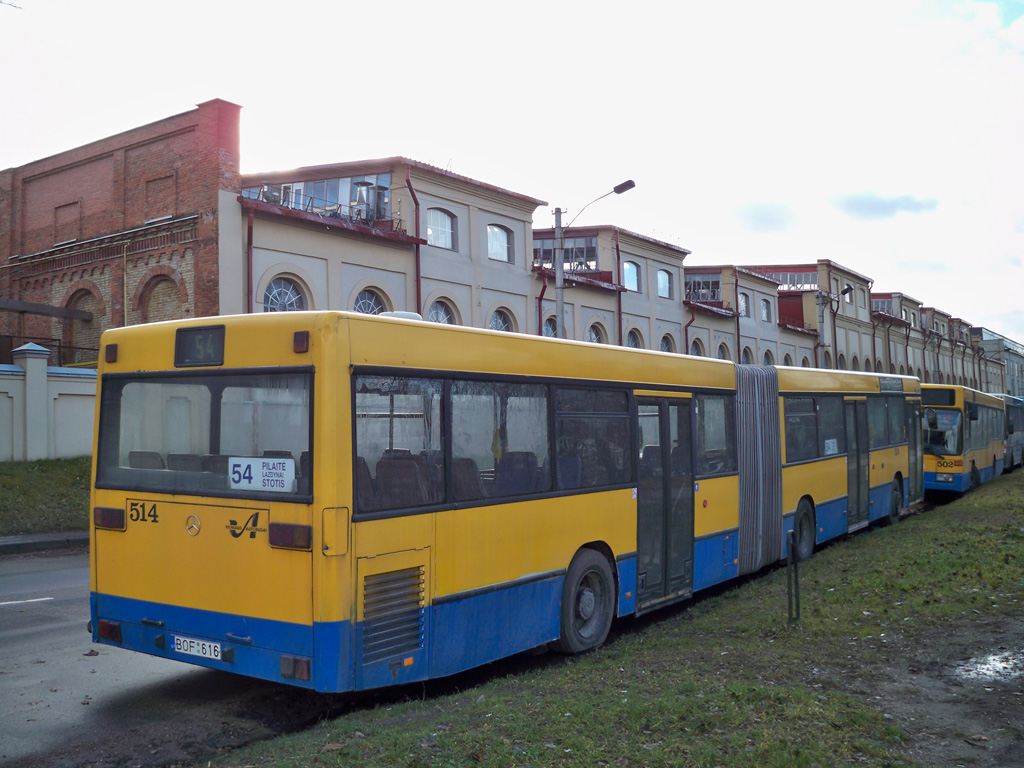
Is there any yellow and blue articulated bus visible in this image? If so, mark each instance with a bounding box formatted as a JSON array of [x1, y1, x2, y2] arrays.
[[922, 384, 1005, 493], [90, 312, 920, 692]]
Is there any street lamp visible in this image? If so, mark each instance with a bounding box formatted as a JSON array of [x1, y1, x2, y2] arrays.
[[815, 285, 853, 368], [553, 180, 635, 339]]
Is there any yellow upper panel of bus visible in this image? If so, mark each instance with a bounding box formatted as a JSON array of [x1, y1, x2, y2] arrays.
[[98, 311, 741, 391], [775, 366, 920, 396], [922, 383, 1004, 410]]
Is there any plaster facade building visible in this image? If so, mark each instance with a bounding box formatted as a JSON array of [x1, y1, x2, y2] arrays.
[[0, 98, 1016, 400]]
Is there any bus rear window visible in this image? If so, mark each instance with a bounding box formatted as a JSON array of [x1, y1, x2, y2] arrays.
[[96, 370, 313, 499]]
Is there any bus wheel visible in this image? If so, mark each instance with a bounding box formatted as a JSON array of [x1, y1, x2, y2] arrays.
[[886, 479, 903, 526], [793, 500, 815, 562], [553, 549, 614, 654]]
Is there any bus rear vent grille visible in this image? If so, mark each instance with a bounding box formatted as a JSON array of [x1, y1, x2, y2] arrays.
[[361, 566, 425, 665]]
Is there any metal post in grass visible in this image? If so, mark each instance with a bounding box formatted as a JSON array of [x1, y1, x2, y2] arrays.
[[787, 529, 801, 623]]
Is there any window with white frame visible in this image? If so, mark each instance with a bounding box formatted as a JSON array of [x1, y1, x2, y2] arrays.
[[623, 261, 640, 292], [489, 309, 513, 333], [426, 208, 456, 249], [760, 298, 772, 323], [263, 277, 307, 312], [657, 270, 672, 299], [487, 224, 513, 263], [428, 300, 456, 324], [354, 289, 386, 315]]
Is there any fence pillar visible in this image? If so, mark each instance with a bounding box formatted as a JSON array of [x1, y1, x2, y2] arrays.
[[12, 343, 51, 461]]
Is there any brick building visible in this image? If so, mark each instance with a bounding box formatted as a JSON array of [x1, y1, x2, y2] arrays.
[[1, 99, 240, 363]]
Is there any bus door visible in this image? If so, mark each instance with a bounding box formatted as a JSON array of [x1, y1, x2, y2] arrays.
[[906, 400, 923, 502], [636, 397, 694, 613], [844, 399, 870, 531]]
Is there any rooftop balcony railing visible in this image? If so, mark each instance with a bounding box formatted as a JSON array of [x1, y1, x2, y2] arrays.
[[244, 187, 404, 234]]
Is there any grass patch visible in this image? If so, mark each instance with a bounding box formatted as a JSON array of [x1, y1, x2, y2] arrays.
[[0, 456, 92, 536], [210, 472, 1024, 768]]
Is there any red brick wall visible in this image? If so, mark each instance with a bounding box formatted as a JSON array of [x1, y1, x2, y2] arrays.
[[1, 99, 241, 348]]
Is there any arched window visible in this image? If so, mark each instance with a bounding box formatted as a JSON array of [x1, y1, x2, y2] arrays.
[[543, 317, 557, 337], [65, 288, 102, 359], [657, 270, 672, 299], [587, 324, 606, 344], [626, 330, 643, 349], [660, 335, 675, 353], [783, 353, 793, 366], [354, 289, 386, 315], [801, 356, 811, 368], [760, 299, 772, 322], [428, 300, 456, 324], [838, 354, 847, 370], [717, 343, 730, 361], [264, 277, 306, 312], [489, 309, 513, 333], [741, 347, 753, 365], [763, 350, 774, 365], [426, 208, 456, 249], [738, 293, 750, 317], [844, 283, 853, 303], [623, 261, 640, 292], [825, 352, 833, 368], [690, 339, 704, 357], [487, 224, 513, 262], [899, 365, 906, 375], [851, 356, 859, 371]]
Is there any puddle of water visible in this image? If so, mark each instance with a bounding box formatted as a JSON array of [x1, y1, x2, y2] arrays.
[[954, 649, 1024, 682]]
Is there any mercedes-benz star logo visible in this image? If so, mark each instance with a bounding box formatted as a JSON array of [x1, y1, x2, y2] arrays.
[[185, 515, 201, 536]]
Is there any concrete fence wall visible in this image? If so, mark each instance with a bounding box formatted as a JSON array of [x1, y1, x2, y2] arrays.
[[0, 343, 96, 462]]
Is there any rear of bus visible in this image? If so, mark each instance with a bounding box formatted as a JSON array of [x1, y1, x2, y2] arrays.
[[89, 315, 326, 689]]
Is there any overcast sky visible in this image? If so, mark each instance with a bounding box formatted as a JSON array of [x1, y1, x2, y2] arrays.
[[3, 0, 1023, 340]]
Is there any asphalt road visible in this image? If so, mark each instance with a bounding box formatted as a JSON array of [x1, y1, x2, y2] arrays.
[[0, 548, 207, 765]]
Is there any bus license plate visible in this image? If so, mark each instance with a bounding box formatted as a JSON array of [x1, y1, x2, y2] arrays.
[[173, 635, 221, 661]]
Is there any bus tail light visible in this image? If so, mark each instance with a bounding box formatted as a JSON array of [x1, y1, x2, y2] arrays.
[[94, 507, 126, 530], [98, 619, 122, 643], [269, 522, 312, 550]]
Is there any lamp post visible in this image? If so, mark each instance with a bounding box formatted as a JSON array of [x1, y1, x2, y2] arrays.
[[554, 180, 635, 339], [814, 285, 852, 368]]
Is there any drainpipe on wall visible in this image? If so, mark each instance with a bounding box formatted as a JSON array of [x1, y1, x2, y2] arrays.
[[537, 277, 548, 335], [122, 242, 129, 327], [404, 165, 423, 315], [733, 275, 741, 363], [246, 210, 254, 313], [614, 229, 623, 346], [684, 305, 696, 356]]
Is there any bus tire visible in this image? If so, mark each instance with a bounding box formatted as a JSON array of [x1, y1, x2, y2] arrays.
[[886, 478, 903, 526], [793, 499, 815, 562], [553, 549, 614, 654]]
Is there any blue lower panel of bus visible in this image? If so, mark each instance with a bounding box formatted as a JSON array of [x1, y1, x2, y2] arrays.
[[693, 531, 738, 592], [91, 592, 346, 691]]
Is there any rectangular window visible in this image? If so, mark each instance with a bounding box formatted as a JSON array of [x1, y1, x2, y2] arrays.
[[451, 381, 549, 499], [817, 397, 845, 456], [555, 388, 631, 489], [868, 397, 889, 449], [784, 397, 817, 463], [657, 270, 673, 299], [694, 393, 737, 476], [96, 371, 313, 499], [354, 376, 444, 511]]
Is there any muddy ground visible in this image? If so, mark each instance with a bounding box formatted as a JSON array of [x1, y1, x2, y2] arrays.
[[7, 611, 1021, 768]]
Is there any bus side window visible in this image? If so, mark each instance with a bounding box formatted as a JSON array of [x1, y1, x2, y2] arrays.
[[355, 456, 380, 512]]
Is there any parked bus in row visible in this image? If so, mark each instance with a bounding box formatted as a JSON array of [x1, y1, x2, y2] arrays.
[[995, 393, 1024, 472], [922, 384, 1005, 494], [90, 312, 922, 692]]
